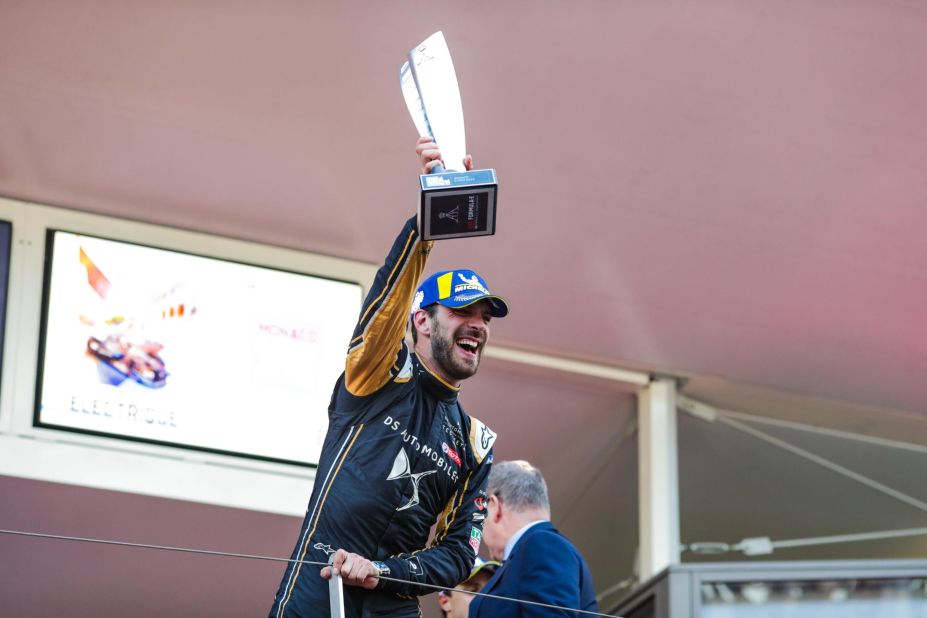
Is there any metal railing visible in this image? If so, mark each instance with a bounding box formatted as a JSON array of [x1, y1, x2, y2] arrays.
[[0, 528, 621, 617]]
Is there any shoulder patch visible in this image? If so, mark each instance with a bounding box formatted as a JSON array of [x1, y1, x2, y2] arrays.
[[394, 349, 414, 382], [468, 415, 496, 464]]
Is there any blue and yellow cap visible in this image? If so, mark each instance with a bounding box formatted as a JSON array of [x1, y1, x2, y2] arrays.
[[411, 269, 509, 318], [439, 557, 501, 596], [464, 557, 502, 583]]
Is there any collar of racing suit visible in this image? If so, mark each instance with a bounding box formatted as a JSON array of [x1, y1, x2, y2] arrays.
[[412, 353, 460, 402]]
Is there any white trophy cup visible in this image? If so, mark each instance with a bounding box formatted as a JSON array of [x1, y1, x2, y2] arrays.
[[400, 31, 497, 240]]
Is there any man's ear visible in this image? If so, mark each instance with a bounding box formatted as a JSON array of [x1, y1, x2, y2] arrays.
[[490, 495, 504, 523], [437, 592, 452, 611], [412, 308, 432, 339]]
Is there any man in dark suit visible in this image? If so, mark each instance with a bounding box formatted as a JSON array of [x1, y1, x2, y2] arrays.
[[468, 460, 599, 617]]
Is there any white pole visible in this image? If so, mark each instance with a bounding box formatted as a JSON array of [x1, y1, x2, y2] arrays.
[[637, 378, 681, 580], [328, 555, 346, 618]]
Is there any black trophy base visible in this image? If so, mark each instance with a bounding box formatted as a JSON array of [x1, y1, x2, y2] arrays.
[[419, 168, 497, 241]]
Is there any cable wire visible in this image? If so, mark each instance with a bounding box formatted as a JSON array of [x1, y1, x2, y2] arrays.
[[0, 528, 622, 618], [717, 416, 927, 515]]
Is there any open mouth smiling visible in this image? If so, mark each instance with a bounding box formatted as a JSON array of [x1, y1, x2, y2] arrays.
[[456, 337, 481, 356]]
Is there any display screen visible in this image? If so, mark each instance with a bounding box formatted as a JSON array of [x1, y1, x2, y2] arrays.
[[35, 230, 362, 465], [0, 220, 11, 401]]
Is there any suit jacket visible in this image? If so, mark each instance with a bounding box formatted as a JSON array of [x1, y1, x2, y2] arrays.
[[469, 521, 598, 617]]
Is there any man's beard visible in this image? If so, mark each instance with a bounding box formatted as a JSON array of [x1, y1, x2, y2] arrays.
[[431, 320, 481, 381]]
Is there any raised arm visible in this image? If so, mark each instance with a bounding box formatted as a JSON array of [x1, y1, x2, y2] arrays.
[[344, 213, 431, 396], [344, 140, 470, 396]]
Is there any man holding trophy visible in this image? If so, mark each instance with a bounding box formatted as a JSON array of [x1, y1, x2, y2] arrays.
[[269, 32, 508, 618]]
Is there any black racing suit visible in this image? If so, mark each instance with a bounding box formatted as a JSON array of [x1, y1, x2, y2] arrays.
[[269, 216, 496, 618]]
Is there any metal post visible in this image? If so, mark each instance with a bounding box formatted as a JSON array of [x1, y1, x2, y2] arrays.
[[637, 377, 681, 580], [328, 555, 345, 618]]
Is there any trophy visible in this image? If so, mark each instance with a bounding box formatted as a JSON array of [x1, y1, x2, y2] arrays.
[[400, 31, 498, 240]]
